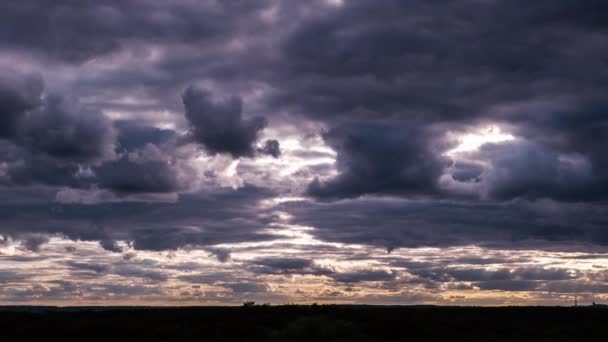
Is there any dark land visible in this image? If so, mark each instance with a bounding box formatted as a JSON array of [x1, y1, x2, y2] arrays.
[[1, 305, 607, 341]]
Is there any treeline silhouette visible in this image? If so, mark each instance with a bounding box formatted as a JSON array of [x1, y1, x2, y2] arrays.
[[1, 304, 607, 340]]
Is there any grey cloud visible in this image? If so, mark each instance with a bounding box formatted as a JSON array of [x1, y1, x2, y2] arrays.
[[475, 280, 539, 292], [307, 123, 448, 199], [65, 260, 168, 282], [281, 197, 608, 251], [95, 146, 182, 194], [472, 141, 596, 201], [0, 71, 115, 188], [0, 69, 43, 138], [274, 0, 608, 201], [65, 261, 110, 274], [98, 237, 123, 253], [1, 0, 608, 304], [0, 186, 278, 252], [451, 161, 483, 183], [252, 257, 312, 270], [19, 94, 115, 162], [331, 270, 397, 283], [178, 273, 235, 285], [249, 257, 319, 275], [206, 248, 231, 263], [0, 269, 32, 284], [114, 121, 176, 153], [19, 234, 50, 252], [406, 266, 579, 292], [258, 139, 281, 158], [3, 152, 85, 188], [221, 282, 269, 294], [112, 265, 168, 282], [182, 86, 268, 158], [0, 0, 273, 64]]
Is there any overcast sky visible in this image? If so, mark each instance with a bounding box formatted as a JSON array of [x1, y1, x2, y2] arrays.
[[1, 0, 608, 306]]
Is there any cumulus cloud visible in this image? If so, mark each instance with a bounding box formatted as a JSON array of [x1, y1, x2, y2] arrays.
[[19, 234, 50, 252], [475, 141, 595, 201], [0, 70, 115, 188], [95, 144, 183, 194], [257, 139, 281, 158], [1, 0, 608, 305], [307, 123, 448, 199], [182, 86, 268, 158]]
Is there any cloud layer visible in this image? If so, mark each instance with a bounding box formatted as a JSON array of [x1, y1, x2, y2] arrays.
[[0, 0, 607, 305]]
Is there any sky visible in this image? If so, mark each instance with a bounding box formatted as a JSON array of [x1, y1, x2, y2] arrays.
[[1, 0, 608, 306]]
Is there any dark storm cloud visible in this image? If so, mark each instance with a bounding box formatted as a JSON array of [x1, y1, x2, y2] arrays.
[[114, 121, 176, 153], [98, 236, 123, 253], [182, 86, 269, 158], [19, 234, 50, 252], [112, 264, 168, 282], [307, 123, 448, 199], [0, 71, 184, 195], [1, 0, 608, 305], [248, 257, 331, 276], [206, 248, 231, 263], [257, 139, 281, 158], [273, 0, 608, 201], [450, 161, 483, 183], [3, 0, 605, 202], [20, 94, 116, 161], [0, 0, 273, 64], [280, 197, 608, 251], [402, 266, 582, 292], [0, 186, 279, 251], [476, 141, 597, 201], [410, 267, 577, 283], [3, 152, 86, 188], [0, 270, 32, 284], [252, 257, 312, 270], [65, 261, 110, 274], [475, 280, 539, 292], [94, 151, 181, 194], [0, 70, 43, 138], [0, 70, 115, 188]]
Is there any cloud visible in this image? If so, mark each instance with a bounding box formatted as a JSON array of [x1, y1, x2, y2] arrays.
[[0, 0, 273, 64], [0, 69, 43, 138], [253, 257, 312, 270], [182, 86, 268, 158], [0, 186, 278, 252], [257, 139, 281, 158], [19, 94, 115, 162], [114, 121, 176, 153], [280, 197, 608, 251], [65, 261, 110, 274], [271, 0, 608, 201], [0, 70, 115, 188], [1, 0, 608, 305], [221, 282, 269, 294], [206, 248, 231, 263], [331, 269, 397, 283], [95, 144, 183, 194], [19, 234, 50, 252], [307, 123, 448, 199], [475, 141, 596, 201]]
